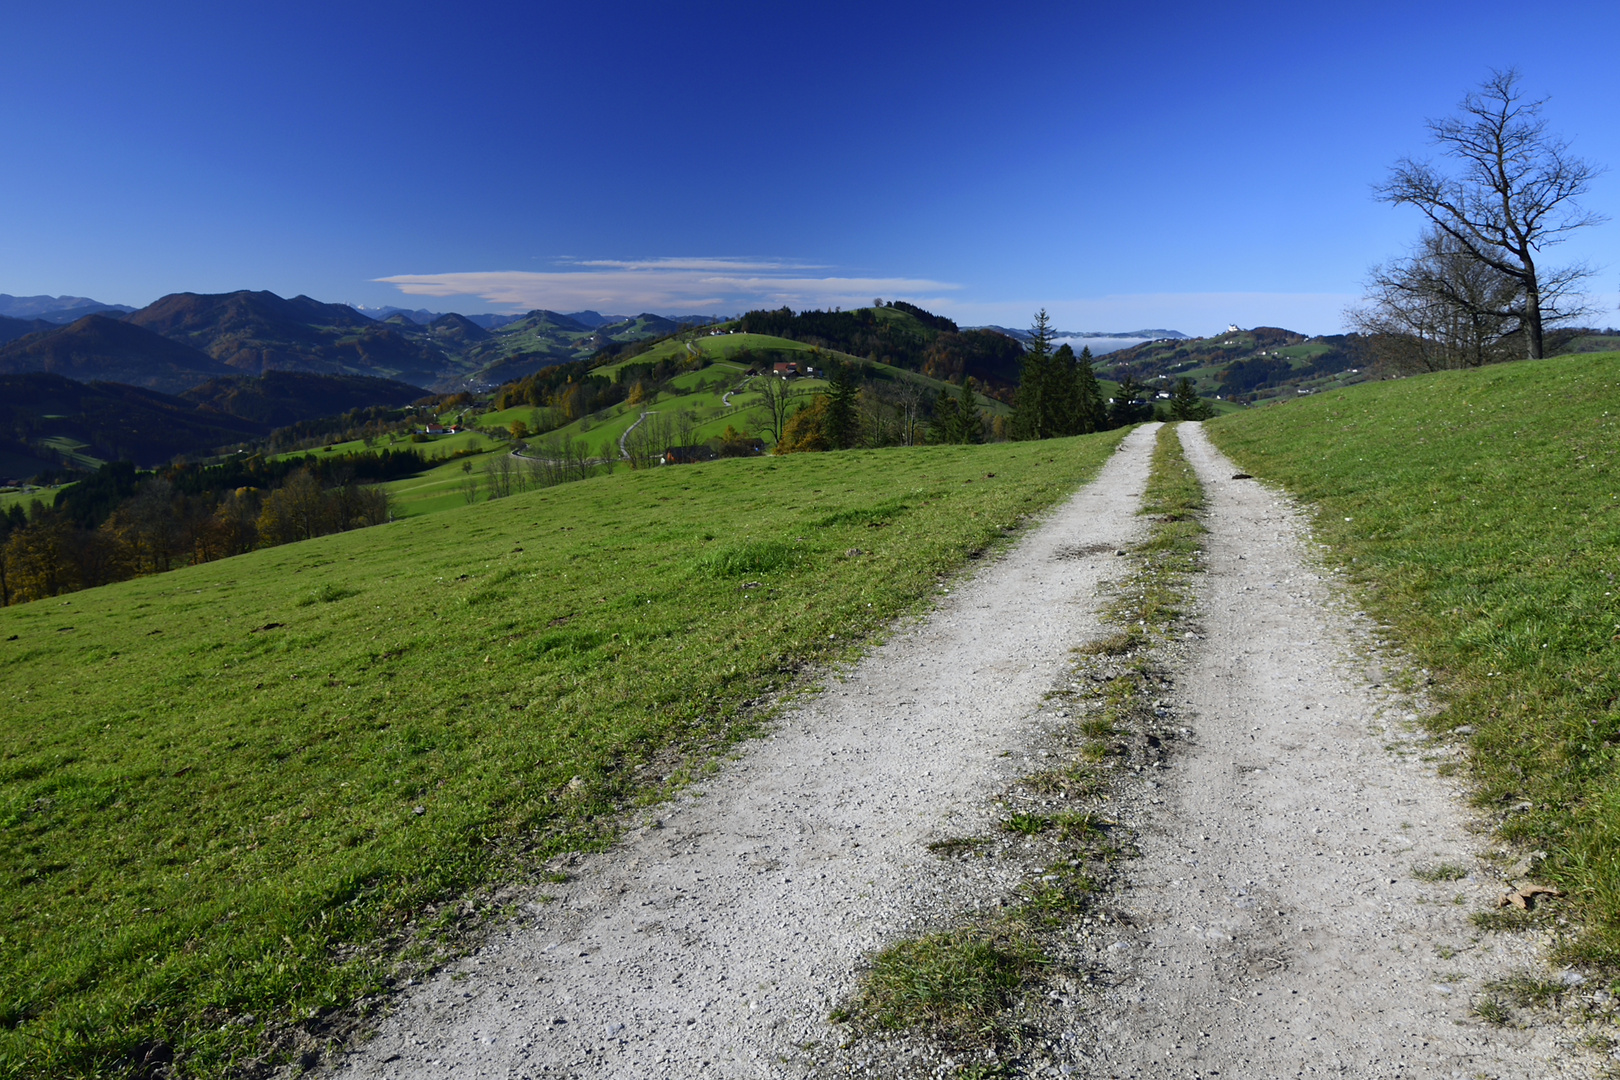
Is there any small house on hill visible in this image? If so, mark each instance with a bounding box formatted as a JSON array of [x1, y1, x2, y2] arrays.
[[663, 444, 719, 465], [772, 361, 799, 377]]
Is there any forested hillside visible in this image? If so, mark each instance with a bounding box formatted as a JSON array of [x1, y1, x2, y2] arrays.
[[737, 302, 1026, 395], [0, 315, 236, 394]]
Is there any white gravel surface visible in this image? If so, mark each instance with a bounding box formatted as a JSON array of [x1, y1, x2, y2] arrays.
[[1074, 423, 1571, 1078], [327, 421, 1585, 1079], [334, 426, 1163, 1079]]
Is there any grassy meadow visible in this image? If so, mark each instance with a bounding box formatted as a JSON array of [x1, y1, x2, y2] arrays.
[[0, 487, 66, 515], [1206, 352, 1620, 962], [0, 428, 1127, 1077], [483, 361, 1008, 457]]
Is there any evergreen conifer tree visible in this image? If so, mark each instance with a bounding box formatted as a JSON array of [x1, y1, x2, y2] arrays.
[[1012, 309, 1055, 440], [823, 361, 860, 449], [1109, 373, 1152, 427], [928, 380, 984, 443], [1169, 377, 1214, 421], [928, 386, 962, 444], [955, 379, 983, 444], [1050, 343, 1083, 436], [1075, 346, 1105, 433]]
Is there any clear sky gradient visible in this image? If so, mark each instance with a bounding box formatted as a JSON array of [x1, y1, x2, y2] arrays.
[[3, 0, 1616, 335]]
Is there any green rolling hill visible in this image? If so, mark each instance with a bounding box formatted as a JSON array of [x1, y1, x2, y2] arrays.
[[0, 316, 236, 395], [0, 428, 1127, 1078]]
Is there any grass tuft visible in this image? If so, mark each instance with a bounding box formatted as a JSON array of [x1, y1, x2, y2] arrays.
[[1002, 812, 1051, 835], [694, 538, 800, 576], [1471, 995, 1511, 1026], [839, 928, 1043, 1044], [1483, 973, 1569, 1007]]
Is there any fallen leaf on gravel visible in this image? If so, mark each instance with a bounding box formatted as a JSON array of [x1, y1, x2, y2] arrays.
[[1230, 472, 1253, 480], [1498, 883, 1564, 910]]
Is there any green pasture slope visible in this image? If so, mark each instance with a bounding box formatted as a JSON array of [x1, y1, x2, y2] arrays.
[[1207, 352, 1620, 962], [474, 334, 1009, 469], [0, 486, 66, 514], [0, 428, 1128, 1077]]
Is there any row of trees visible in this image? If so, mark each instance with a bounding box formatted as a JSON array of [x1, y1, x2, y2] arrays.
[[0, 467, 394, 606], [774, 363, 954, 452], [1008, 311, 1211, 440], [1010, 311, 1109, 439], [767, 340, 1219, 456], [1354, 69, 1605, 372], [736, 304, 1027, 394], [468, 438, 618, 501]]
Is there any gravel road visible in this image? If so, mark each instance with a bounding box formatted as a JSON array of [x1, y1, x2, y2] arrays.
[[1070, 423, 1571, 1078], [326, 422, 1582, 1079], [333, 425, 1161, 1079]]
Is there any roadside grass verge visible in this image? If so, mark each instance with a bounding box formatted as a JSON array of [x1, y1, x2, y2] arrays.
[[0, 430, 1127, 1078], [1204, 353, 1620, 965], [833, 423, 1207, 1060]]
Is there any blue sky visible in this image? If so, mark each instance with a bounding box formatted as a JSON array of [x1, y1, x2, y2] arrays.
[[2, 0, 1616, 335]]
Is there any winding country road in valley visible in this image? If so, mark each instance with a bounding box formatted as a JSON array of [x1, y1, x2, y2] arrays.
[[617, 410, 652, 460], [330, 422, 1576, 1079]]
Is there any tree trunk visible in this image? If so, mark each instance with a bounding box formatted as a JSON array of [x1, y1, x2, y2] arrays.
[[1524, 280, 1545, 360]]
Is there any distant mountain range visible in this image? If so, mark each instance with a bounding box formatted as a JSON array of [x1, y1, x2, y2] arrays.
[[181, 370, 423, 428], [0, 293, 137, 322], [355, 305, 724, 331], [0, 314, 61, 346], [0, 315, 237, 394], [0, 291, 720, 396]]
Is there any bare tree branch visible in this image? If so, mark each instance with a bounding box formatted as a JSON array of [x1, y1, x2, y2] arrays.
[[1374, 68, 1606, 358]]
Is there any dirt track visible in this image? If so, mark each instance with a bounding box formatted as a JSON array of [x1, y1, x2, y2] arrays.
[[1065, 424, 1572, 1078], [329, 422, 1580, 1079]]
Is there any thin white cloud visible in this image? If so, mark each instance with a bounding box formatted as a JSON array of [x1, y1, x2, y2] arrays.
[[570, 257, 824, 272], [376, 258, 957, 313]]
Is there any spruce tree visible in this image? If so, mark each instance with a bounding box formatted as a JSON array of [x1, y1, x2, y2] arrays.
[[1075, 346, 1105, 433], [1109, 373, 1152, 427], [1012, 309, 1055, 440], [1050, 344, 1083, 436], [956, 379, 983, 444], [823, 361, 860, 449], [1169, 377, 1214, 421], [928, 386, 962, 444]]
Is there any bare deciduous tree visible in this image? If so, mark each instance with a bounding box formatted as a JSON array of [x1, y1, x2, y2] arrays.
[[1349, 228, 1522, 372], [1377, 68, 1605, 359], [753, 375, 795, 446], [624, 412, 674, 469]]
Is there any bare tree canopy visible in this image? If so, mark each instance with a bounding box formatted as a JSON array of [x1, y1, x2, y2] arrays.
[[1349, 228, 1523, 373], [753, 373, 796, 445], [1376, 68, 1605, 359]]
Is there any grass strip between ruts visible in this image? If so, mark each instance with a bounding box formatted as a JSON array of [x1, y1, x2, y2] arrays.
[[834, 422, 1208, 1059], [0, 431, 1131, 1078], [1205, 353, 1620, 966]]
